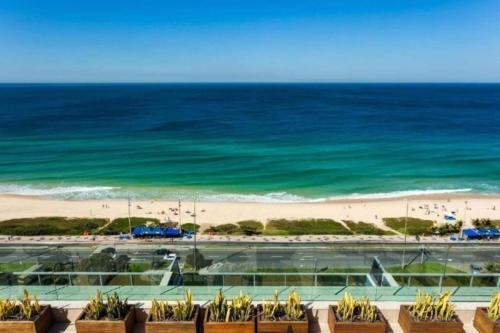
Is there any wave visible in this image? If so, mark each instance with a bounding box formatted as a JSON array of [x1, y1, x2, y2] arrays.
[[326, 188, 472, 201], [0, 184, 488, 203], [0, 184, 117, 199]]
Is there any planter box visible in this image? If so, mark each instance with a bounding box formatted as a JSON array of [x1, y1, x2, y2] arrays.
[[257, 305, 311, 333], [328, 305, 387, 333], [398, 305, 463, 333], [145, 304, 200, 333], [203, 306, 256, 333], [474, 307, 500, 333], [0, 305, 53, 333], [75, 305, 136, 333]]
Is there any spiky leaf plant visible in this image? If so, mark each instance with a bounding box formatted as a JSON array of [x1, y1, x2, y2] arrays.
[[487, 292, 500, 322], [409, 290, 456, 322], [85, 290, 105, 320], [0, 299, 17, 321], [229, 291, 253, 322], [0, 290, 42, 321], [285, 289, 304, 320], [106, 292, 129, 320], [261, 290, 281, 320], [150, 290, 195, 322], [208, 290, 230, 322], [335, 293, 377, 322]]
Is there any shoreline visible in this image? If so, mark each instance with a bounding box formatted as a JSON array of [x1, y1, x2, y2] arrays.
[[1, 193, 499, 230]]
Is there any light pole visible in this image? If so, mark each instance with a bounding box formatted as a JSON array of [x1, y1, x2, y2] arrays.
[[440, 245, 452, 292], [193, 199, 197, 271], [127, 196, 132, 235], [178, 199, 182, 227], [401, 198, 409, 269]]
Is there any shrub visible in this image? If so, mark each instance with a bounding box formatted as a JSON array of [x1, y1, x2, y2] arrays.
[[204, 223, 239, 235], [383, 217, 435, 235], [264, 218, 352, 235], [343, 221, 395, 235], [99, 217, 160, 235], [0, 217, 108, 236], [181, 223, 200, 233], [237, 220, 264, 235], [431, 221, 462, 236]]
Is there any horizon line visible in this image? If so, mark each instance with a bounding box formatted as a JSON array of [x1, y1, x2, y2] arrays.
[[1, 81, 500, 85]]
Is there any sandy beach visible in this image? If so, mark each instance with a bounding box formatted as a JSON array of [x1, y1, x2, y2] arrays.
[[0, 194, 499, 231]]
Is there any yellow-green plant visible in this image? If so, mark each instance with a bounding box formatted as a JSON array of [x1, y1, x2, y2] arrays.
[[335, 293, 377, 322], [285, 289, 304, 320], [172, 290, 195, 321], [208, 289, 230, 322], [19, 290, 41, 320], [106, 292, 129, 320], [357, 297, 376, 322], [0, 298, 17, 321], [409, 290, 456, 322], [261, 290, 281, 320], [229, 291, 253, 322], [150, 299, 172, 322], [487, 292, 500, 322], [151, 290, 195, 322], [85, 290, 105, 320], [261, 289, 304, 321], [435, 291, 454, 321], [0, 290, 41, 321], [336, 293, 355, 322]]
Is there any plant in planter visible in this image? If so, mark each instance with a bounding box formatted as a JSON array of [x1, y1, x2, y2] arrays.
[[398, 290, 463, 333], [474, 292, 500, 333], [75, 291, 135, 333], [328, 293, 387, 333], [0, 289, 52, 333], [204, 290, 255, 333], [145, 289, 200, 333], [257, 289, 310, 333]]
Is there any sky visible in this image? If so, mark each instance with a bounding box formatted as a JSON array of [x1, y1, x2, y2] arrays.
[[0, 0, 499, 83]]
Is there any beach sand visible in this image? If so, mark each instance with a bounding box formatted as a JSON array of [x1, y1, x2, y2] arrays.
[[0, 194, 499, 231]]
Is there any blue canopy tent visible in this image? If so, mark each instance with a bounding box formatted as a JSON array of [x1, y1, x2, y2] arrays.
[[132, 226, 182, 238], [463, 227, 500, 240]]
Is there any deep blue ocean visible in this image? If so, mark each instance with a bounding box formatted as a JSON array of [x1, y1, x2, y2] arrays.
[[0, 83, 499, 201]]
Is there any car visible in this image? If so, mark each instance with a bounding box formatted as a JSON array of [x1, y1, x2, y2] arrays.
[[163, 253, 177, 260]]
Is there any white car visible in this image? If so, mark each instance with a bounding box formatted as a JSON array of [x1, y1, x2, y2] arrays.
[[163, 253, 176, 260]]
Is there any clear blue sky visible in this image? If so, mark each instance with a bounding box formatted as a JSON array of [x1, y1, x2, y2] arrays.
[[1, 0, 499, 82]]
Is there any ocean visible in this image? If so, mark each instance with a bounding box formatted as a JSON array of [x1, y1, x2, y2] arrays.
[[0, 83, 499, 202]]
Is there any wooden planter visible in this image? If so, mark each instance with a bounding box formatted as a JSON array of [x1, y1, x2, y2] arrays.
[[0, 305, 52, 333], [145, 304, 201, 333], [328, 305, 387, 333], [398, 305, 463, 333], [203, 306, 256, 333], [75, 305, 136, 333], [473, 307, 500, 333], [257, 305, 311, 333]]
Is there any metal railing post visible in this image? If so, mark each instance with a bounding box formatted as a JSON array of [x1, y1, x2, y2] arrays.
[[99, 274, 103, 286]]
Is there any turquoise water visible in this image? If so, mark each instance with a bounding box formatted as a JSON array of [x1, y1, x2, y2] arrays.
[[0, 84, 499, 201]]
